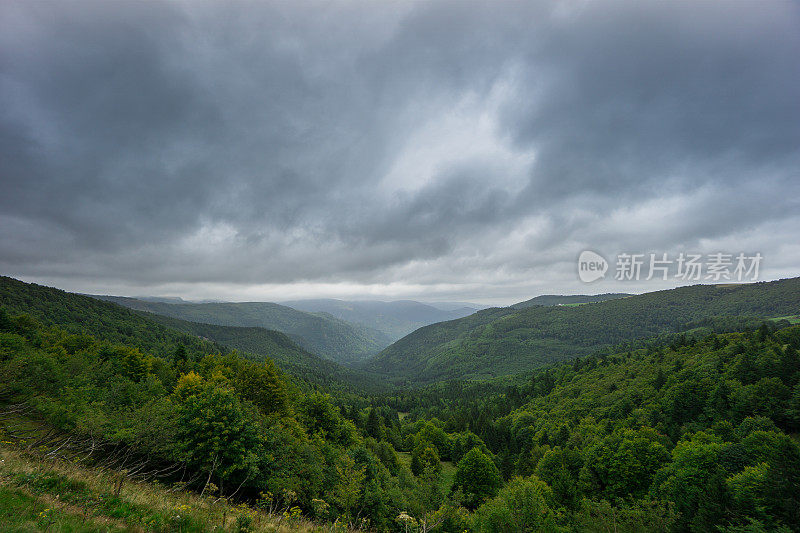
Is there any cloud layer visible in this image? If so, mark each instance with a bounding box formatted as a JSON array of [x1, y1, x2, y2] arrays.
[[1, 1, 799, 304]]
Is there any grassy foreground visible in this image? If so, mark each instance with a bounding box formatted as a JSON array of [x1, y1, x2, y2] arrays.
[[0, 446, 355, 533]]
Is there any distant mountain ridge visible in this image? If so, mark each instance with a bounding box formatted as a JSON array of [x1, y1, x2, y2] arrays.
[[363, 278, 800, 385], [93, 296, 392, 365], [423, 301, 491, 311], [281, 298, 478, 340], [511, 293, 632, 308], [140, 312, 384, 391]]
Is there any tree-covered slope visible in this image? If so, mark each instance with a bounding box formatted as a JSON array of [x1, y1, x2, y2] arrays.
[[364, 278, 800, 385], [0, 276, 223, 362], [0, 276, 379, 392], [281, 298, 478, 340], [494, 324, 800, 530], [141, 312, 385, 392], [0, 300, 411, 530], [372, 322, 800, 531], [95, 296, 392, 364], [140, 313, 314, 366], [511, 293, 631, 309]]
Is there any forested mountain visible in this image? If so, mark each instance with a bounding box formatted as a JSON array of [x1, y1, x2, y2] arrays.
[[511, 293, 631, 308], [0, 276, 224, 362], [364, 278, 800, 385], [141, 312, 385, 392], [378, 322, 800, 531], [2, 276, 798, 531], [281, 299, 478, 340], [95, 295, 392, 364], [0, 276, 379, 392]]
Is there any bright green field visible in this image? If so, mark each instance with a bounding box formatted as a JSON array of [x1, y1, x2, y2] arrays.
[[771, 314, 800, 324]]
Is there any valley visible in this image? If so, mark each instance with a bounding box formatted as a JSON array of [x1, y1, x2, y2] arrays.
[[1, 275, 798, 531]]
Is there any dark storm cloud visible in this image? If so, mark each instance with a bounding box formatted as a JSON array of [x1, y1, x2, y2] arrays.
[[506, 2, 800, 194], [0, 0, 798, 301]]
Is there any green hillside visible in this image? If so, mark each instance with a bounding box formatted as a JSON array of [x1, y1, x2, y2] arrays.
[[144, 313, 319, 366], [507, 324, 800, 530], [0, 276, 378, 392], [0, 276, 225, 363], [143, 312, 385, 392], [364, 278, 800, 385], [2, 275, 799, 531], [97, 296, 392, 364], [381, 323, 800, 531], [0, 299, 416, 531]]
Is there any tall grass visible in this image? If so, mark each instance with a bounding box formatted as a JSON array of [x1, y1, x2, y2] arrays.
[[0, 446, 356, 532]]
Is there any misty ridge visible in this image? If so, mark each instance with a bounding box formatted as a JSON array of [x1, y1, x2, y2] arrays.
[[92, 294, 484, 364]]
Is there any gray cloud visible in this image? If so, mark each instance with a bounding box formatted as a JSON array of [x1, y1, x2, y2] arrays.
[[1, 0, 798, 304]]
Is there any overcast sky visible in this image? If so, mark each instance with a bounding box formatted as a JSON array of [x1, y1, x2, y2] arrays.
[[1, 1, 799, 305]]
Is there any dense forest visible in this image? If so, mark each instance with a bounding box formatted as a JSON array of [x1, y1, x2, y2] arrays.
[[1, 276, 799, 531], [365, 278, 800, 384]]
